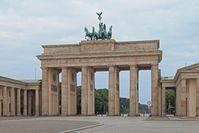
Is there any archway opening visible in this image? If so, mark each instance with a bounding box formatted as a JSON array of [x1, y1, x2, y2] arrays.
[[165, 88, 176, 115], [95, 71, 108, 115], [138, 70, 151, 116], [119, 70, 129, 115], [76, 72, 82, 115]]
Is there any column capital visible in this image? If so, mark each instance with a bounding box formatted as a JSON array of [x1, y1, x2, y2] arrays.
[[151, 64, 159, 68], [130, 64, 138, 69], [109, 65, 116, 67], [61, 66, 68, 69], [81, 66, 89, 71]]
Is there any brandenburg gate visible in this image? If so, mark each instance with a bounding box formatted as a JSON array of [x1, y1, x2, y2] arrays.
[[1, 13, 199, 117], [37, 39, 162, 116]]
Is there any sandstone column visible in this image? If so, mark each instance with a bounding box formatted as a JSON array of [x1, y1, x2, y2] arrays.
[[108, 66, 120, 116], [41, 68, 49, 115], [35, 89, 39, 116], [10, 87, 15, 116], [151, 64, 159, 116], [81, 66, 88, 115], [161, 87, 166, 116], [87, 68, 95, 115], [23, 90, 27, 116], [17, 89, 21, 116], [3, 86, 8, 116], [28, 91, 32, 115], [48, 69, 59, 115], [61, 67, 68, 116], [61, 67, 77, 116], [129, 65, 139, 116], [68, 68, 77, 115]]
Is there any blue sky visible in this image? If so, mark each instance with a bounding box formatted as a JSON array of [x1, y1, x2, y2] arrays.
[[0, 0, 199, 104]]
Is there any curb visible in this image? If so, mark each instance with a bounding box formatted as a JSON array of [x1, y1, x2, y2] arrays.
[[58, 123, 104, 133]]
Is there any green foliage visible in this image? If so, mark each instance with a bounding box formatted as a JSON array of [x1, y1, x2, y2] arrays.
[[76, 86, 150, 114], [95, 88, 108, 114], [166, 90, 175, 106], [166, 89, 175, 113], [120, 97, 129, 114], [76, 86, 81, 114], [139, 103, 150, 113]]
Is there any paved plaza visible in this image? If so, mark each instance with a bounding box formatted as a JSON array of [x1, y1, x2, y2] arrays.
[[0, 116, 199, 133]]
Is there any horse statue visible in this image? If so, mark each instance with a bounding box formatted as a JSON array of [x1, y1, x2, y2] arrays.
[[108, 26, 112, 39], [92, 27, 98, 40], [84, 13, 113, 40], [98, 23, 108, 40], [84, 27, 93, 40]]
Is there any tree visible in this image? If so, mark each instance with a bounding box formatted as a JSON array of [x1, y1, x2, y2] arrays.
[[120, 98, 129, 114], [76, 86, 81, 114], [95, 88, 108, 114], [76, 86, 150, 115], [166, 89, 175, 114]]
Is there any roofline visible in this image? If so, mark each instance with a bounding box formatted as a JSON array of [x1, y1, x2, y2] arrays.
[[0, 76, 41, 86]]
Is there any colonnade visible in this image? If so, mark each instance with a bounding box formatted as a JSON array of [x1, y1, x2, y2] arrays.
[[41, 63, 160, 116], [0, 86, 39, 116]]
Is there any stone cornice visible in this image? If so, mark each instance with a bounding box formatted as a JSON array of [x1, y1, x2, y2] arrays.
[[38, 51, 162, 60], [0, 76, 41, 87]]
